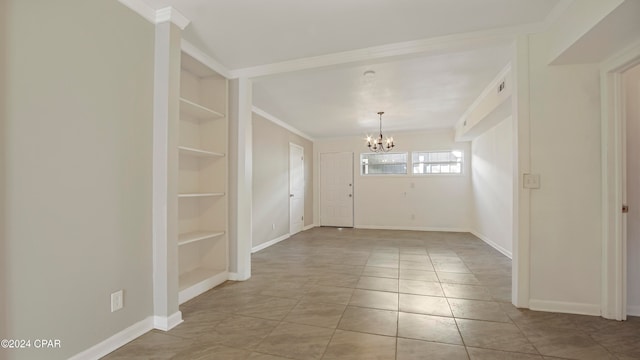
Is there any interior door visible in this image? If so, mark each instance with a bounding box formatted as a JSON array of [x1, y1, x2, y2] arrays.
[[625, 63, 640, 316], [289, 143, 305, 235], [320, 152, 354, 227]]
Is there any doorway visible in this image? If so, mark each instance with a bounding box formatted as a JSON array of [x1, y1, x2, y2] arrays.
[[289, 143, 304, 235], [601, 43, 640, 320], [320, 152, 354, 227], [625, 63, 640, 316]]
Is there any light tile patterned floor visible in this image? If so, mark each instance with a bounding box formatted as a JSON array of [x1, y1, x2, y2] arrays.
[[103, 227, 640, 359]]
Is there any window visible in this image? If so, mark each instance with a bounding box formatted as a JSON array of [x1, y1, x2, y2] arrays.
[[412, 150, 463, 174], [361, 153, 408, 175]]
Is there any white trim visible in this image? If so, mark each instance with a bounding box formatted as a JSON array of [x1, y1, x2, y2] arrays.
[[118, 1, 190, 29], [155, 7, 190, 30], [628, 305, 640, 316], [118, 0, 156, 24], [600, 39, 640, 321], [303, 224, 316, 231], [471, 231, 513, 259], [68, 317, 153, 360], [230, 25, 541, 79], [178, 271, 229, 304], [529, 299, 601, 316], [356, 225, 471, 233], [153, 311, 183, 331], [228, 272, 250, 281], [181, 40, 232, 79], [252, 106, 315, 141], [252, 233, 290, 253]]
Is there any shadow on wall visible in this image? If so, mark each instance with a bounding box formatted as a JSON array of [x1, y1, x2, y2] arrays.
[[1, 0, 8, 341]]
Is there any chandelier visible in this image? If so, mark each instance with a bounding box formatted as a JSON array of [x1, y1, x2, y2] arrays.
[[366, 111, 395, 152]]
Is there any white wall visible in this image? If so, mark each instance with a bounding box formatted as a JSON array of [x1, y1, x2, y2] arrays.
[[471, 117, 513, 257], [314, 129, 472, 231], [252, 113, 313, 250], [526, 30, 604, 314], [4, 1, 155, 358], [625, 63, 640, 316]]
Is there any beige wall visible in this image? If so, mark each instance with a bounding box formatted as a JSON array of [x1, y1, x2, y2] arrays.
[[252, 113, 313, 249], [1, 0, 7, 348], [4, 1, 155, 359]]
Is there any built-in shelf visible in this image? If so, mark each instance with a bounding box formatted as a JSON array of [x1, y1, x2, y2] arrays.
[[180, 98, 224, 120], [177, 51, 228, 306], [178, 192, 225, 198], [178, 231, 225, 246], [178, 146, 225, 158]]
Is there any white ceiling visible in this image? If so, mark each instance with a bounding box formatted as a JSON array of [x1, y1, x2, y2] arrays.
[[139, 0, 564, 139], [253, 45, 512, 138]]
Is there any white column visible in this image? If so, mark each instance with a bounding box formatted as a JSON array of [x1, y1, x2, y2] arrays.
[[228, 77, 253, 280], [512, 35, 531, 308], [152, 20, 182, 329]]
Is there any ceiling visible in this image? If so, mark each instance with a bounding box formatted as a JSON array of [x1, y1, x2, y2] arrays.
[[140, 0, 565, 139]]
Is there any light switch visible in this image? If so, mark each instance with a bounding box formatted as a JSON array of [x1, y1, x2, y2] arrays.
[[523, 173, 540, 189]]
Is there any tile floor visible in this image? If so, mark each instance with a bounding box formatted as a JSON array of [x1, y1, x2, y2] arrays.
[[103, 227, 640, 359]]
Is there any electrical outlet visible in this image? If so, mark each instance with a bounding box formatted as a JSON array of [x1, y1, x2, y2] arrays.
[[111, 290, 124, 312]]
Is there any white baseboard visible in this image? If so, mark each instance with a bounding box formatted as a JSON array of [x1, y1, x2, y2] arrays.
[[69, 316, 153, 360], [470, 231, 512, 259], [153, 311, 183, 331], [179, 271, 228, 304], [628, 305, 640, 316], [303, 224, 316, 231], [252, 233, 290, 253], [529, 299, 601, 316], [355, 225, 471, 232], [228, 272, 251, 281]]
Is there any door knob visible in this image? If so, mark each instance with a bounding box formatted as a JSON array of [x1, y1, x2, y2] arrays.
[[349, 194, 352, 197], [290, 194, 294, 197]]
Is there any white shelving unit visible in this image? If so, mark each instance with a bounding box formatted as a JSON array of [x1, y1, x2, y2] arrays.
[[177, 52, 228, 304]]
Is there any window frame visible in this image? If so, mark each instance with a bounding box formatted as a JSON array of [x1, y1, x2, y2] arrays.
[[360, 152, 409, 176], [410, 149, 465, 176]]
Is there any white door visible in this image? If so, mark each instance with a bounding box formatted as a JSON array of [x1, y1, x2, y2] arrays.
[[320, 152, 354, 227], [289, 143, 305, 235], [625, 63, 640, 316]]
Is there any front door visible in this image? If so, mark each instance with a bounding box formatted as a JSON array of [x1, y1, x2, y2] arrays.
[[320, 152, 354, 227]]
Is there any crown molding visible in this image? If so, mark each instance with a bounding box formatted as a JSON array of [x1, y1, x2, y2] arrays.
[[118, 0, 190, 29], [229, 23, 542, 79], [252, 106, 315, 142], [155, 6, 190, 30], [181, 40, 231, 79]]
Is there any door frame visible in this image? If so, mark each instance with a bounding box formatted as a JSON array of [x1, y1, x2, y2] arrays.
[[289, 142, 305, 235], [601, 40, 640, 320]]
